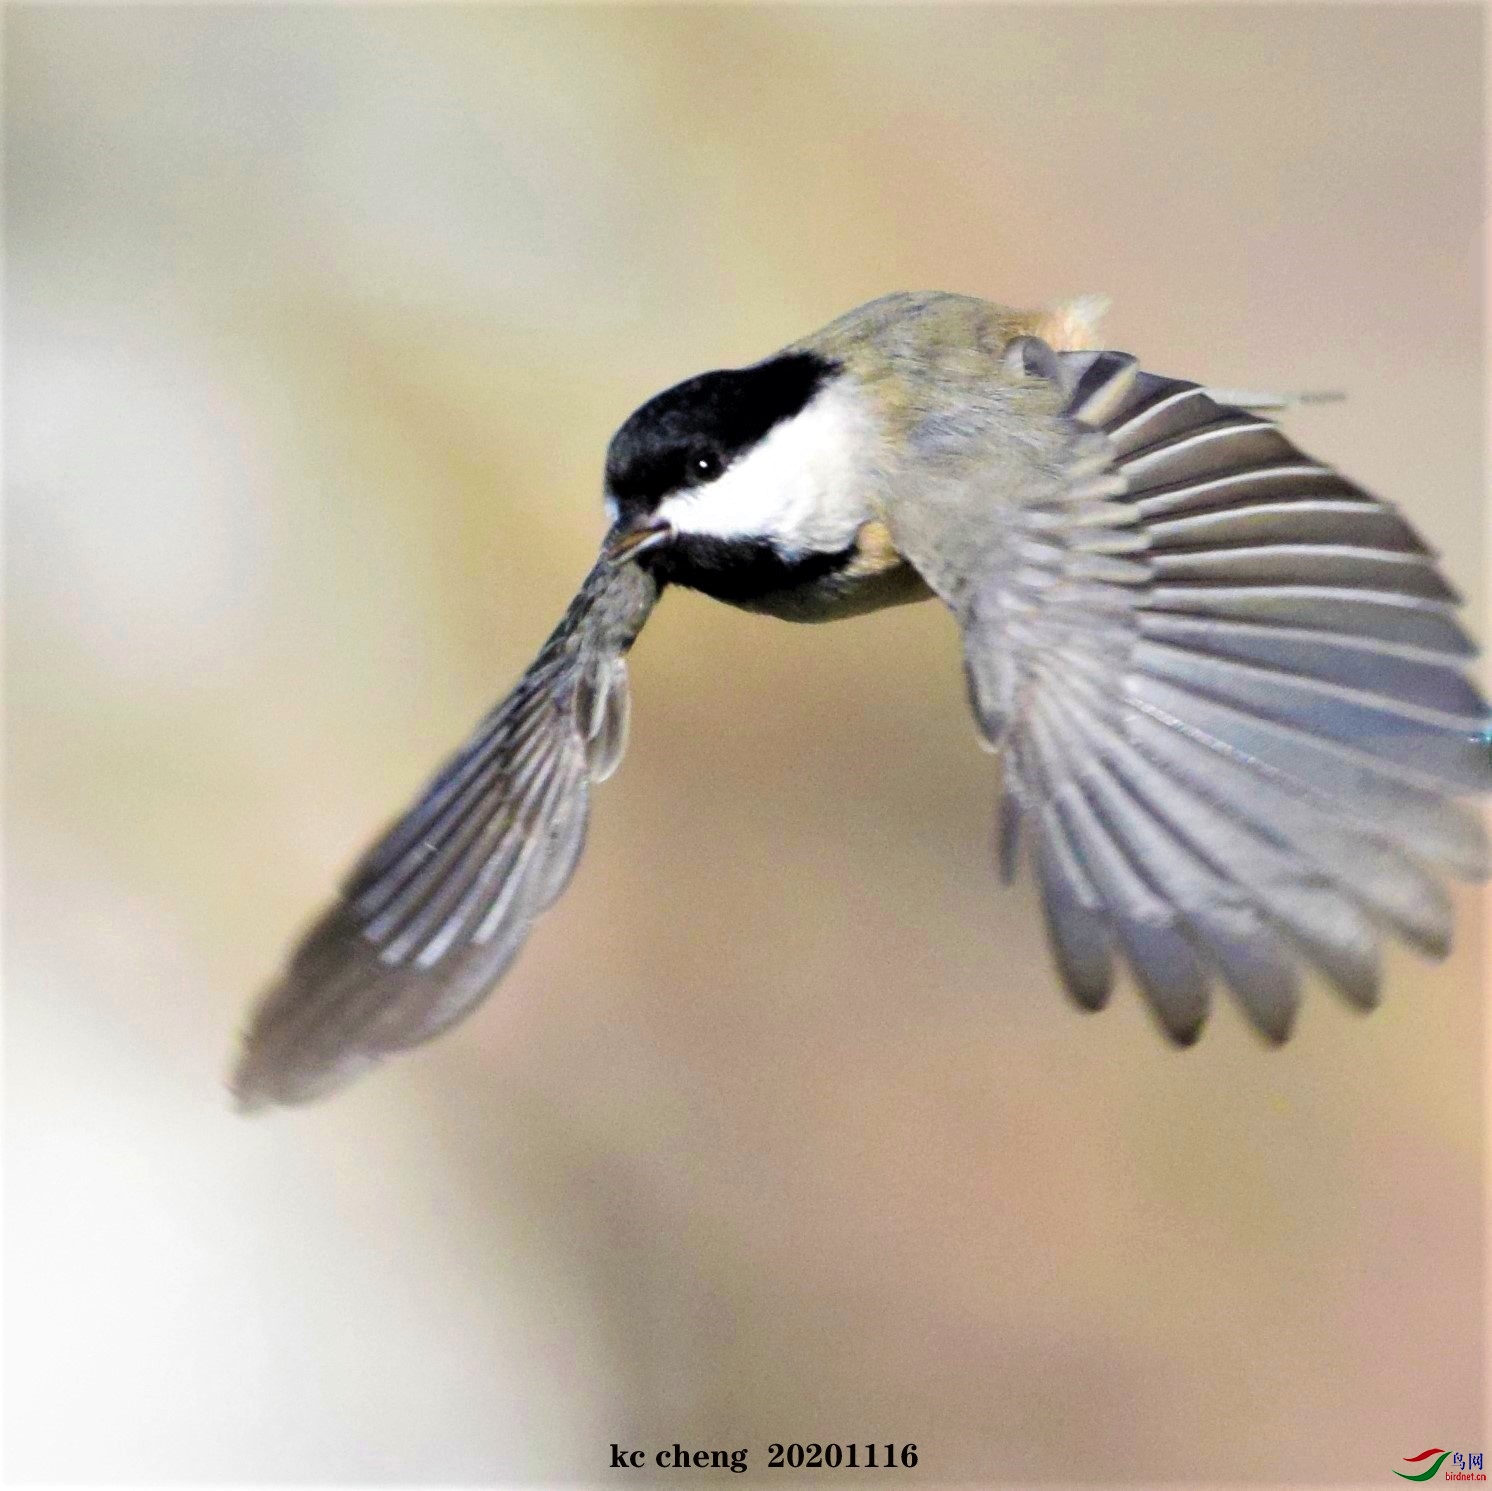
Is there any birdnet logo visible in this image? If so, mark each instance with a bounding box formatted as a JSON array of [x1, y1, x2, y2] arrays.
[[1395, 1449, 1485, 1481]]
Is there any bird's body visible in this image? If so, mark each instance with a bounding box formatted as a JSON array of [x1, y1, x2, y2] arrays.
[[617, 292, 1087, 622], [233, 292, 1492, 1110]]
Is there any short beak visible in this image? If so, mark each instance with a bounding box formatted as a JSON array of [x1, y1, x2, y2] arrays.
[[605, 516, 675, 563]]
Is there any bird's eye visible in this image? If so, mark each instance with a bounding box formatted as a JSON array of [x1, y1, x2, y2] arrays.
[[690, 451, 722, 482]]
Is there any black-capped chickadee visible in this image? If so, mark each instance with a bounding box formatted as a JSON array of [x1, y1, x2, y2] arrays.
[[232, 291, 1491, 1109]]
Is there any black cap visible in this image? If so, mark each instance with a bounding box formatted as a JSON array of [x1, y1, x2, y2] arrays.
[[605, 351, 839, 519]]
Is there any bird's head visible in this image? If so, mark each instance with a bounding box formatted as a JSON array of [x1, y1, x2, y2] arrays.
[[602, 349, 873, 571]]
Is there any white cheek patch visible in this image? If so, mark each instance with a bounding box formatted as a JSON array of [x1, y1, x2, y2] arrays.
[[656, 381, 876, 553]]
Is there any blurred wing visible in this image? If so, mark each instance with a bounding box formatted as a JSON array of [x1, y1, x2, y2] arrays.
[[232, 553, 659, 1108], [891, 345, 1491, 1042]]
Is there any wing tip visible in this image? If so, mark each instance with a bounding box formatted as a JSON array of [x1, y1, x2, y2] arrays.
[[228, 1037, 382, 1114], [228, 1036, 315, 1114], [1160, 1014, 1206, 1048], [227, 1073, 271, 1116], [1062, 974, 1114, 1013], [227, 975, 386, 1114], [1248, 1009, 1296, 1046], [227, 1040, 284, 1116]]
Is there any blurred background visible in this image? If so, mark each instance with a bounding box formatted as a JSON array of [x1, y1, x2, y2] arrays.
[[5, 6, 1486, 1486]]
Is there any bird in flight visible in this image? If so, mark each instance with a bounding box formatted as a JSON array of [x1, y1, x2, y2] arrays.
[[232, 292, 1491, 1109]]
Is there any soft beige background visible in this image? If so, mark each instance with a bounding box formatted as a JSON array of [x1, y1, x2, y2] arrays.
[[5, 5, 1487, 1486]]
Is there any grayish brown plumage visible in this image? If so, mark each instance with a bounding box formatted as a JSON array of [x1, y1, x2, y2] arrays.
[[232, 292, 1490, 1110]]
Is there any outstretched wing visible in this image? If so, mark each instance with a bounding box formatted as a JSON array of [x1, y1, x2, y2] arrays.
[[232, 552, 660, 1109], [888, 343, 1491, 1042]]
